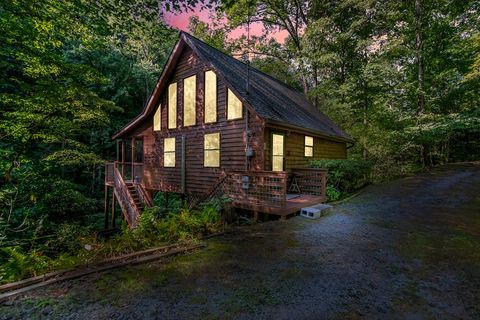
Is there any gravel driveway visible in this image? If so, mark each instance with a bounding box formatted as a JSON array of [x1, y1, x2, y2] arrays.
[[2, 162, 480, 319]]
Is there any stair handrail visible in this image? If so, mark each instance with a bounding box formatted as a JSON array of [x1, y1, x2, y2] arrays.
[[113, 166, 140, 228], [134, 182, 153, 208], [188, 171, 228, 210]]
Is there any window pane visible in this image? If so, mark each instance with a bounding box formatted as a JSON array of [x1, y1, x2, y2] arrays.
[[305, 136, 313, 147], [272, 155, 283, 171], [204, 150, 220, 167], [164, 153, 175, 167], [305, 146, 313, 157], [124, 140, 132, 162], [164, 137, 175, 152], [272, 134, 284, 156], [227, 88, 242, 120], [205, 71, 217, 123], [183, 75, 196, 126], [204, 133, 220, 149], [153, 105, 161, 131], [168, 83, 177, 129], [134, 139, 143, 162]]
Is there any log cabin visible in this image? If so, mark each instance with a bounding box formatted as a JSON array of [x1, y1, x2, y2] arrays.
[[104, 32, 353, 228]]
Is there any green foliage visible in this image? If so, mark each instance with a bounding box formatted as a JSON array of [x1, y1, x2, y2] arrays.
[[0, 247, 51, 283], [0, 199, 224, 284], [311, 159, 371, 200], [0, 0, 176, 254]]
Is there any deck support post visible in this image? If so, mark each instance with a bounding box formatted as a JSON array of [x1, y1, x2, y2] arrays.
[[104, 185, 109, 230], [253, 210, 259, 221], [111, 191, 116, 229]]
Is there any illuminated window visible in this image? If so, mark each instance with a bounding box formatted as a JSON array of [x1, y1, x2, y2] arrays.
[[183, 75, 196, 126], [227, 88, 242, 120], [204, 133, 220, 167], [164, 137, 175, 167], [168, 83, 177, 129], [272, 134, 284, 171], [153, 105, 161, 131], [305, 136, 313, 157], [204, 70, 217, 123]]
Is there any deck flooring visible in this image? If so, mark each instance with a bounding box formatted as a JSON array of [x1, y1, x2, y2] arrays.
[[232, 194, 326, 218]]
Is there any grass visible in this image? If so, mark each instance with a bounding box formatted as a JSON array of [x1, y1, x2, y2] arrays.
[[398, 229, 480, 269]]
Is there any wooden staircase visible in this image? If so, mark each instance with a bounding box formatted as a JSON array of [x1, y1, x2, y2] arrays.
[[112, 166, 152, 228], [126, 183, 145, 214]]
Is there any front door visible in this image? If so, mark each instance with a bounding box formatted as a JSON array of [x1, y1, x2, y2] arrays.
[[272, 133, 285, 171]]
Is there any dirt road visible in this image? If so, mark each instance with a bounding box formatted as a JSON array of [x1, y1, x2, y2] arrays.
[[2, 162, 480, 319]]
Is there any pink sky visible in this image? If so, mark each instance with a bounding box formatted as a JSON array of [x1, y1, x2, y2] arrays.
[[162, 4, 288, 43]]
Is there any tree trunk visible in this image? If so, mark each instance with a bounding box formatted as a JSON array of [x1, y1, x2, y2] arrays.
[[363, 100, 368, 161], [415, 0, 425, 114]]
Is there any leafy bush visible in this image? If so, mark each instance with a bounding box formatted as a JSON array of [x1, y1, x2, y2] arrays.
[[0, 247, 51, 283], [0, 198, 226, 284], [310, 159, 371, 200]]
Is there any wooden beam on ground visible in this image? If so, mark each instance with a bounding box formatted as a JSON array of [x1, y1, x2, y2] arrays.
[[0, 243, 205, 302]]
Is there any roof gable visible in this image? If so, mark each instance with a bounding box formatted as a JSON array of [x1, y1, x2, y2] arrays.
[[114, 32, 352, 143]]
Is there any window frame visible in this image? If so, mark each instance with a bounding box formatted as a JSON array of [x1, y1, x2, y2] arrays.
[[153, 104, 161, 131], [203, 132, 221, 168], [204, 70, 217, 124], [227, 88, 243, 120], [168, 82, 177, 129], [183, 74, 196, 127], [163, 137, 176, 167], [304, 135, 314, 157], [271, 132, 285, 172]]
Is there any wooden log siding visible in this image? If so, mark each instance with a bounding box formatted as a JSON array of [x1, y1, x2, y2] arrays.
[[264, 129, 347, 171], [132, 46, 264, 195]]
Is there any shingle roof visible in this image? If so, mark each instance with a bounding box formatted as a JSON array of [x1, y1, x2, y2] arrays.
[[183, 32, 353, 142]]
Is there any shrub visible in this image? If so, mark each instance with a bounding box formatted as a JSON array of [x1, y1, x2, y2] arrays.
[[0, 247, 51, 283], [310, 159, 371, 200]]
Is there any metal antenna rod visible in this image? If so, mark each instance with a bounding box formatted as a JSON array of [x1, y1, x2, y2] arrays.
[[246, 1, 250, 96]]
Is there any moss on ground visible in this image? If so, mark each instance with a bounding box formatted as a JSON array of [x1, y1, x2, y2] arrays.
[[398, 229, 480, 268]]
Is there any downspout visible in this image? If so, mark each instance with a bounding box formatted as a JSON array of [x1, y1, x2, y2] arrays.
[[245, 109, 249, 171]]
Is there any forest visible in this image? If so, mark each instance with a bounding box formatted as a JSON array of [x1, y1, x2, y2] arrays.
[[0, 0, 479, 282]]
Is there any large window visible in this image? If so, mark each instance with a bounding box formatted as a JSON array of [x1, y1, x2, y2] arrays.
[[153, 105, 161, 131], [272, 133, 284, 171], [164, 137, 176, 167], [183, 75, 196, 126], [227, 88, 243, 120], [204, 132, 220, 167], [305, 136, 314, 157], [168, 83, 177, 129], [204, 70, 217, 123]]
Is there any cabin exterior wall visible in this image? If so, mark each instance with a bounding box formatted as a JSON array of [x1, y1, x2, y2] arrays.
[[263, 127, 347, 171], [127, 47, 264, 195]]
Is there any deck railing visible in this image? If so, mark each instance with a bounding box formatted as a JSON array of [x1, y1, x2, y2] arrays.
[[113, 166, 140, 227], [224, 171, 288, 209], [290, 168, 328, 197], [105, 162, 115, 185], [105, 161, 143, 185]]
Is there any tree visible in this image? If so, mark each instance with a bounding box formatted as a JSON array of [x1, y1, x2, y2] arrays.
[[221, 0, 314, 95]]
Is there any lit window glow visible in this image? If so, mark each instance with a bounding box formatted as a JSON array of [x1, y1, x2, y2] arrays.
[[204, 132, 220, 167], [164, 137, 175, 167]]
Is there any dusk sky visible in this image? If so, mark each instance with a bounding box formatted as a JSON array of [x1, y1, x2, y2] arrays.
[[162, 3, 289, 42]]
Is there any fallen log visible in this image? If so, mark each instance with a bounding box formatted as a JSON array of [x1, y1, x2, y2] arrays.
[[0, 242, 205, 302]]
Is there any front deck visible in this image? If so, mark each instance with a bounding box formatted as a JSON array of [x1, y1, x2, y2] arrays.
[[222, 168, 327, 218], [105, 162, 328, 222]]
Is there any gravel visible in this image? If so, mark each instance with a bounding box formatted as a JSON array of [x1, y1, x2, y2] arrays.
[[1, 162, 480, 319]]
